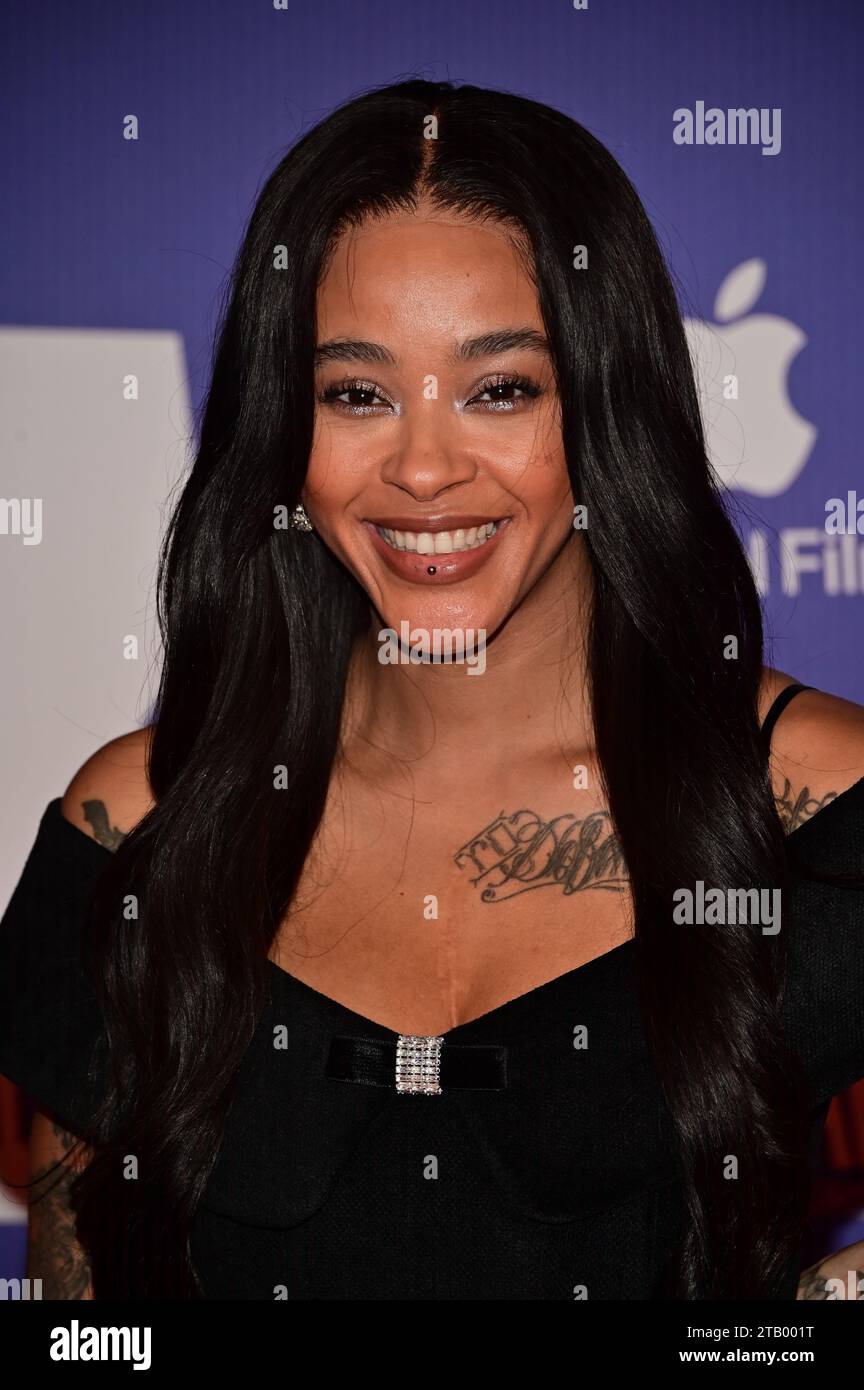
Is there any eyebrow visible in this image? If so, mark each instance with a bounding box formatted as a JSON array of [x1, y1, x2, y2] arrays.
[[313, 327, 550, 367]]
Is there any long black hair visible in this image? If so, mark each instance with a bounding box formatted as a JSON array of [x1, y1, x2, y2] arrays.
[[73, 79, 812, 1298]]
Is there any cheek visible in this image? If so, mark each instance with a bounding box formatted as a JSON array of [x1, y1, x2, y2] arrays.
[[304, 417, 364, 506], [504, 440, 574, 573], [495, 430, 572, 518], [481, 401, 569, 501]]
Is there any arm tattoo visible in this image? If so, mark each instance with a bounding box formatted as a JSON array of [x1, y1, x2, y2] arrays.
[[455, 808, 627, 903], [28, 1120, 93, 1299], [81, 798, 126, 851], [774, 779, 838, 833]]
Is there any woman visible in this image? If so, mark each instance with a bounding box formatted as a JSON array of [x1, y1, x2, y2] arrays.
[[2, 79, 864, 1302]]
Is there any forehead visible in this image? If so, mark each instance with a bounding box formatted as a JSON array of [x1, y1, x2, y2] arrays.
[[316, 208, 541, 343]]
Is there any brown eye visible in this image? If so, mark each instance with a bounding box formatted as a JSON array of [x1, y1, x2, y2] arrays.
[[467, 374, 542, 410], [319, 379, 393, 413]]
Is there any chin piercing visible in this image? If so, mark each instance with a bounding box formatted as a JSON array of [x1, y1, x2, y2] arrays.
[[427, 565, 437, 575]]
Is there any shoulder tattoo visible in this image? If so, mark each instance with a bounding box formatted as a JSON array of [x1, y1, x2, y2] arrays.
[[81, 799, 126, 852], [774, 778, 838, 833]]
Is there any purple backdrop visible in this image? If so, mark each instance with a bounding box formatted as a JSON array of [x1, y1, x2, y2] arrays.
[[2, 0, 861, 693]]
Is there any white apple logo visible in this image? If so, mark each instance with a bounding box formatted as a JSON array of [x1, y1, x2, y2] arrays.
[[684, 259, 817, 496]]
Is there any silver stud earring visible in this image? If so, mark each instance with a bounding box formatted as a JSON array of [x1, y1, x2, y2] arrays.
[[290, 503, 313, 532]]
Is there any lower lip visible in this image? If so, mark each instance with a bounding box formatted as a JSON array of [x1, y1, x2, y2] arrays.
[[364, 520, 510, 585]]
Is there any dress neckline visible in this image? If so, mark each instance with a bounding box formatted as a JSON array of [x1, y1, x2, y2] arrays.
[[44, 770, 864, 1042], [265, 930, 634, 1041]]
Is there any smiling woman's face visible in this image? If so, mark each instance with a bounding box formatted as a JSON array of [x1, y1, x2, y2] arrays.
[[305, 204, 575, 641]]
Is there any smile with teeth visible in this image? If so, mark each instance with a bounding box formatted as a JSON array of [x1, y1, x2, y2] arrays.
[[376, 522, 500, 555]]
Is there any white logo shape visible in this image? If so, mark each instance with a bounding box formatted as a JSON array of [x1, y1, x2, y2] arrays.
[[684, 259, 816, 496]]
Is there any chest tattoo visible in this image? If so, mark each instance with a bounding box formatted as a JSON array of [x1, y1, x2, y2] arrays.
[[454, 808, 628, 903], [453, 782, 836, 904]]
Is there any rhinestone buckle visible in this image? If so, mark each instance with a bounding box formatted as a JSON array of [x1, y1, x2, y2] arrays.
[[395, 1035, 444, 1095]]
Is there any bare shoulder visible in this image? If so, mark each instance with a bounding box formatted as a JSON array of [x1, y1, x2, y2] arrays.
[[60, 727, 155, 851], [758, 667, 864, 831]]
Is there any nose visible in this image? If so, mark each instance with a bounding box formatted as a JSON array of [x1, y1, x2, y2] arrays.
[[379, 405, 478, 500]]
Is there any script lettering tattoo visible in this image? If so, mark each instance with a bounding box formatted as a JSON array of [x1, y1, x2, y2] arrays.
[[454, 808, 627, 903], [775, 779, 838, 833], [454, 784, 838, 902], [28, 1119, 93, 1299], [81, 798, 126, 851]]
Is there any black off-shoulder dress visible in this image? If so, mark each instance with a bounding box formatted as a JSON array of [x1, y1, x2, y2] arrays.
[[1, 683, 863, 1300]]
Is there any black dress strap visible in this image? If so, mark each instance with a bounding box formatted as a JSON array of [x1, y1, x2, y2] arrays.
[[760, 682, 816, 751]]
